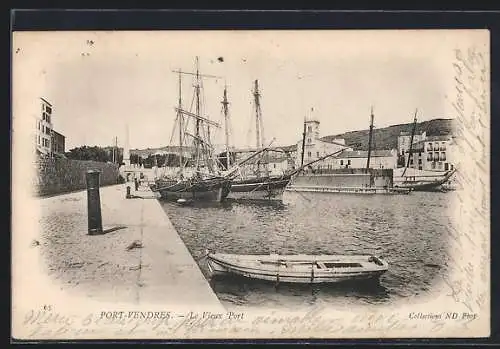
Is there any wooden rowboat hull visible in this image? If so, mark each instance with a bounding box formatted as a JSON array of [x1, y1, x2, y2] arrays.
[[206, 253, 388, 284]]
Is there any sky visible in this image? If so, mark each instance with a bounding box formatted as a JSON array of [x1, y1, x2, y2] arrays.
[[13, 30, 487, 151]]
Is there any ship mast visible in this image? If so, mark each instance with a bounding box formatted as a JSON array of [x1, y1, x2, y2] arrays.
[[222, 83, 231, 169], [172, 58, 222, 178], [194, 57, 202, 177], [253, 80, 263, 149], [402, 109, 418, 177], [366, 106, 374, 170], [300, 117, 306, 168], [252, 80, 268, 176], [177, 70, 184, 175]]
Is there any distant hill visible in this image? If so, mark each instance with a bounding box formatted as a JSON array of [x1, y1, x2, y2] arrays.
[[321, 118, 456, 151]]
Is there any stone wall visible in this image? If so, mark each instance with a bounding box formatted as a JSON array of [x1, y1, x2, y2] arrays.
[[33, 157, 121, 196]]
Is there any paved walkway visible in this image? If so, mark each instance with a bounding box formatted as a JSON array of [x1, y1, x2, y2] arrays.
[[36, 182, 224, 311]]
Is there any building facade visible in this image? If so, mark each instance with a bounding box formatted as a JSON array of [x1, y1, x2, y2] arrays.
[[402, 134, 455, 172], [295, 118, 352, 169], [322, 149, 398, 170], [397, 131, 427, 157], [34, 98, 54, 155], [51, 130, 66, 155], [233, 148, 294, 176]]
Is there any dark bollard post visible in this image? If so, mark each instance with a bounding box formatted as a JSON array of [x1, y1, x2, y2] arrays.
[[86, 170, 103, 235]]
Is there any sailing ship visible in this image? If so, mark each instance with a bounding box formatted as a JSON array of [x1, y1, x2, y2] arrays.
[[393, 110, 457, 192], [287, 108, 411, 195], [224, 80, 292, 201], [152, 57, 232, 202], [205, 250, 388, 284]]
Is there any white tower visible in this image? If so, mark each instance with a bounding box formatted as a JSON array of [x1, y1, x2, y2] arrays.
[[123, 124, 130, 166], [304, 114, 320, 144]]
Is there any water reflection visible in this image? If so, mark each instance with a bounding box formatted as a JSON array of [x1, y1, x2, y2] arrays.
[[209, 274, 391, 308], [161, 191, 455, 309]]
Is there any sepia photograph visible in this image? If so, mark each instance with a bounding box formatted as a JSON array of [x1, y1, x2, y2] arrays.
[[12, 29, 490, 340]]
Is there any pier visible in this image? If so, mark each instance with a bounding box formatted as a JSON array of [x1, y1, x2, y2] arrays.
[[36, 182, 224, 311]]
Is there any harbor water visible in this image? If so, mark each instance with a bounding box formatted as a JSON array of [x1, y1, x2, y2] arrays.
[[160, 191, 456, 310]]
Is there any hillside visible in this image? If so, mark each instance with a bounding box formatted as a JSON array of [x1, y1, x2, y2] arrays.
[[321, 118, 456, 151]]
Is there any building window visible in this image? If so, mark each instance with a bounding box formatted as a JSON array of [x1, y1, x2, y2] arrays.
[[451, 164, 454, 170], [46, 106, 52, 114], [445, 163, 449, 171], [434, 142, 439, 151], [438, 162, 443, 169], [316, 151, 320, 157], [418, 159, 422, 164], [308, 126, 312, 133], [347, 160, 351, 165], [410, 159, 413, 165], [45, 127, 51, 135], [427, 142, 433, 151], [307, 138, 311, 144], [419, 152, 422, 157], [340, 159, 344, 166], [431, 161, 436, 169], [433, 152, 439, 161], [440, 152, 446, 161], [427, 153, 433, 161], [440, 142, 446, 151], [307, 151, 311, 157]]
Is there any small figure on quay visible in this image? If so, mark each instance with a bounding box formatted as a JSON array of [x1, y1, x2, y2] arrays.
[[134, 177, 139, 191]]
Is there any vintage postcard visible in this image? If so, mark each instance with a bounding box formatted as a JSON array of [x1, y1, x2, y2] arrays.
[[12, 29, 490, 340]]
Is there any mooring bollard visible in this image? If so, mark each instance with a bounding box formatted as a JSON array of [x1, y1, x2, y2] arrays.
[[86, 170, 103, 235], [126, 185, 131, 199]]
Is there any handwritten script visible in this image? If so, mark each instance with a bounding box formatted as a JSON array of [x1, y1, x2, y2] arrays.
[[445, 44, 489, 325]]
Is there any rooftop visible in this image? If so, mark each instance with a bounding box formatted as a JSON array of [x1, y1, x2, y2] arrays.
[[40, 97, 52, 106], [337, 149, 395, 158], [424, 135, 453, 142]]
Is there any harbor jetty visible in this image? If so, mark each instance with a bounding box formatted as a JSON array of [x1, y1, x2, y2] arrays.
[[36, 181, 224, 311]]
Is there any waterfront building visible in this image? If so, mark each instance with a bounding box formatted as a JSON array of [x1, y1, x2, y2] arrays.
[[51, 130, 66, 155], [321, 149, 398, 170], [233, 147, 295, 176], [32, 97, 66, 158], [402, 134, 455, 172], [34, 97, 54, 156], [295, 117, 353, 169], [397, 131, 427, 158]]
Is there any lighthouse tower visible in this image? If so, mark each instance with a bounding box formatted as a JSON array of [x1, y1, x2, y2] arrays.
[[122, 124, 130, 166]]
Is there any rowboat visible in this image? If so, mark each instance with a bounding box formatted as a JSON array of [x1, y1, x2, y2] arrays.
[[206, 251, 388, 284]]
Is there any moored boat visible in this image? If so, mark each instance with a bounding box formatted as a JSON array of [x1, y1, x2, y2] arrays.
[[223, 80, 293, 201], [393, 111, 457, 192], [151, 57, 232, 202], [393, 168, 457, 192], [228, 174, 292, 200], [286, 107, 411, 196], [206, 251, 389, 284]]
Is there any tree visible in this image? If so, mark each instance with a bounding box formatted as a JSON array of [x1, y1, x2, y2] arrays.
[[65, 146, 110, 162]]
